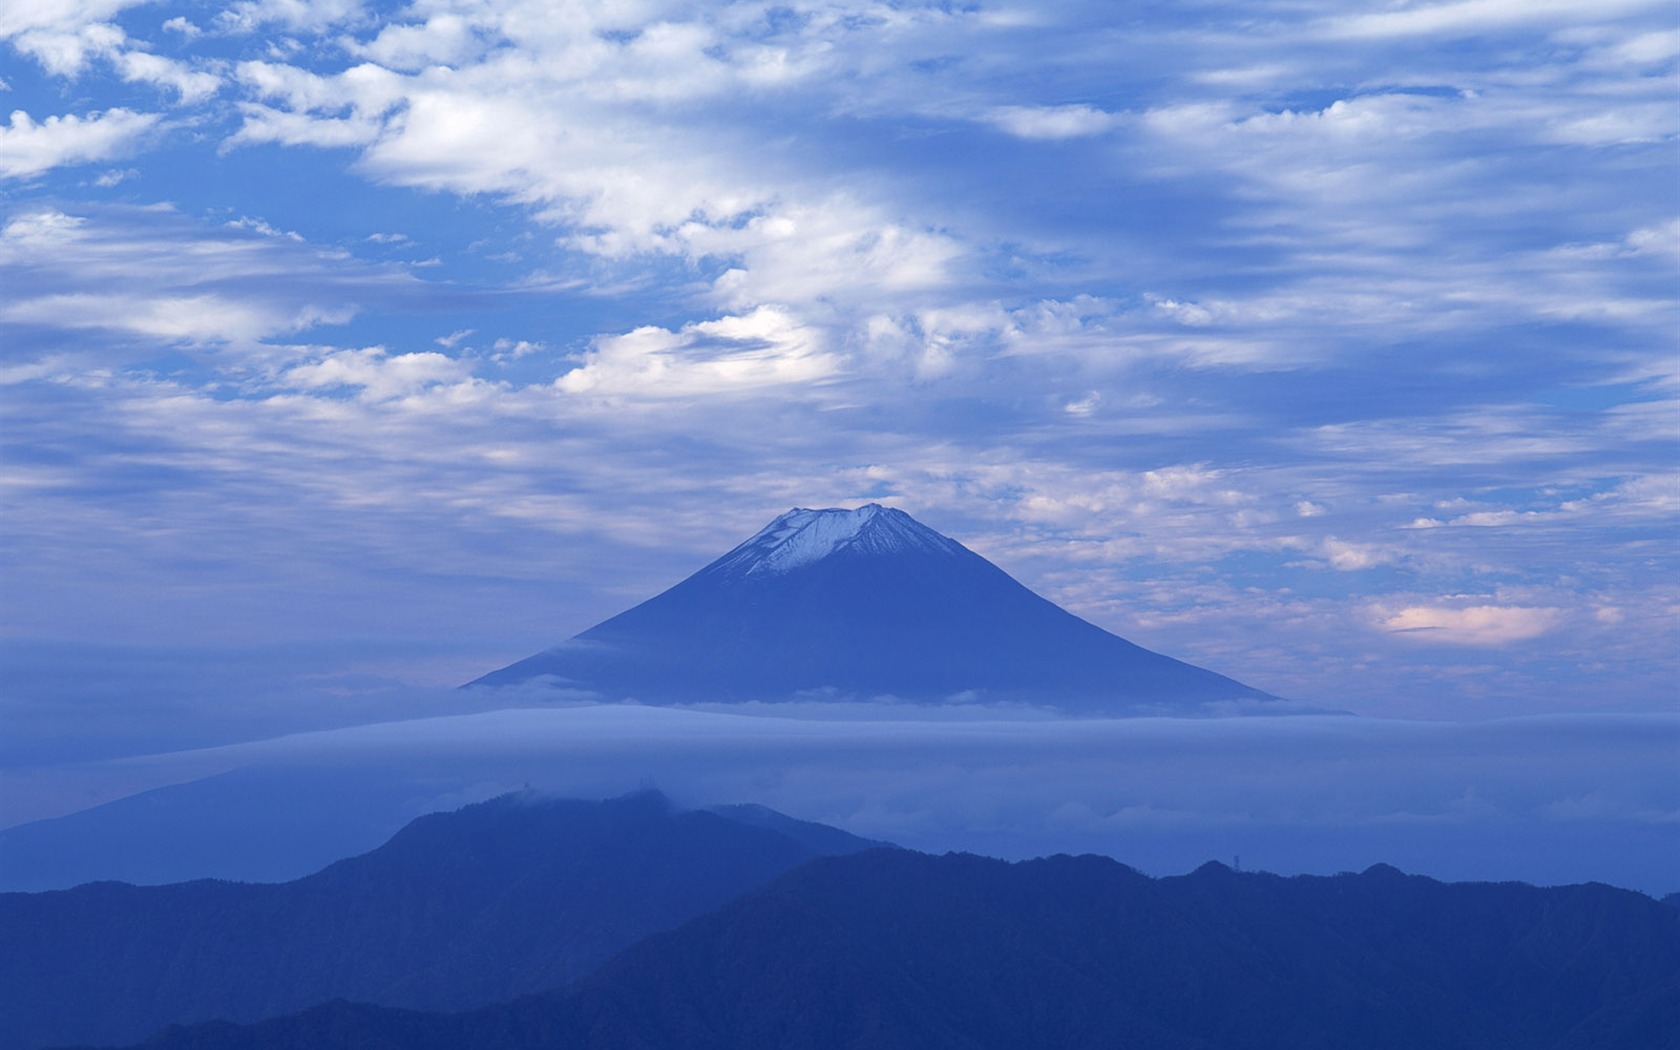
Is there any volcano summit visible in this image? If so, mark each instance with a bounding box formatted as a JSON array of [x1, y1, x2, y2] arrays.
[[470, 505, 1279, 714]]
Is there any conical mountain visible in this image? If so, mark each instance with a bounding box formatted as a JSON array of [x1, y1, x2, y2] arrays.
[[469, 505, 1278, 713]]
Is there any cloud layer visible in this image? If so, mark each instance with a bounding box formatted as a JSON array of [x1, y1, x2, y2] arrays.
[[6, 703, 1676, 894]]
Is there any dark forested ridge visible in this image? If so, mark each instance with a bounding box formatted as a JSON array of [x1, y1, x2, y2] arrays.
[[75, 850, 1680, 1050], [0, 791, 880, 1050]]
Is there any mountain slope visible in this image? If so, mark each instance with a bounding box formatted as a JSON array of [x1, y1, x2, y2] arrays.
[[471, 504, 1277, 713], [0, 766, 444, 893], [96, 852, 1680, 1050], [0, 792, 880, 1050]]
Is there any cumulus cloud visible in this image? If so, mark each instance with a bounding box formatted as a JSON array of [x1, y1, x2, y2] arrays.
[[216, 0, 365, 33], [0, 108, 158, 178], [283, 347, 474, 400], [693, 201, 968, 311], [5, 8, 221, 103], [0, 0, 139, 38], [353, 13, 490, 71], [211, 3, 984, 329], [556, 306, 839, 398], [109, 49, 220, 103]]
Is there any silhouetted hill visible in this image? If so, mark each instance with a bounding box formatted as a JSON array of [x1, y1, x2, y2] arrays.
[[469, 505, 1281, 713], [0, 792, 880, 1050], [90, 852, 1680, 1050], [0, 766, 446, 892]]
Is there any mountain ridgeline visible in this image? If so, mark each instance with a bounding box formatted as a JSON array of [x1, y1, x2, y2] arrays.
[[470, 504, 1278, 713], [58, 841, 1680, 1050], [0, 792, 882, 1050]]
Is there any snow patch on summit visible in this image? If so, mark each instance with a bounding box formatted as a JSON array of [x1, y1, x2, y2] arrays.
[[713, 504, 965, 577], [747, 506, 884, 574]]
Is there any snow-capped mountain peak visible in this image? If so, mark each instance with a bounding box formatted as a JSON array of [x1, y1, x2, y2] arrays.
[[469, 503, 1280, 712], [712, 504, 965, 577]]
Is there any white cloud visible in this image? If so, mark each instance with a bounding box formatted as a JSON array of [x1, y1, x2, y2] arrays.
[[216, 0, 365, 34], [110, 49, 221, 103], [183, 0, 1673, 393], [0, 208, 87, 245], [354, 13, 485, 71], [1378, 604, 1565, 645], [236, 60, 408, 116], [985, 103, 1123, 140], [213, 4, 980, 331], [0, 0, 139, 38], [491, 338, 542, 361], [1328, 0, 1667, 40], [8, 21, 122, 75], [283, 347, 473, 401], [0, 204, 417, 355], [1396, 477, 1677, 533], [1448, 509, 1555, 527], [1606, 473, 1680, 512], [556, 306, 838, 398], [229, 61, 406, 148], [3, 292, 348, 343], [1541, 103, 1677, 147], [1623, 219, 1680, 258], [231, 105, 386, 149], [1322, 537, 1396, 571], [693, 200, 968, 310], [1150, 297, 1213, 327], [1063, 392, 1100, 417], [1592, 27, 1680, 65], [0, 108, 158, 178], [8, 16, 220, 103]]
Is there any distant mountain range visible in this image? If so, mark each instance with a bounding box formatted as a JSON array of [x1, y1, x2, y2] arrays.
[[470, 505, 1280, 713], [0, 792, 880, 1050], [7, 792, 1676, 1050]]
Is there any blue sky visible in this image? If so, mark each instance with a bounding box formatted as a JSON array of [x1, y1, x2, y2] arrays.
[[1, 1, 1677, 882]]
